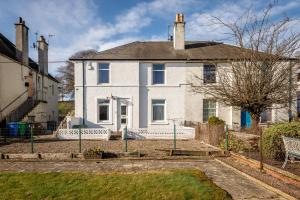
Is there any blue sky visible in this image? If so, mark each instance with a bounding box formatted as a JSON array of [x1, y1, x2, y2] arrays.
[[0, 0, 299, 75]]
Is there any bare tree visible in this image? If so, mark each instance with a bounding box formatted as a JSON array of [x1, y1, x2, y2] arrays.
[[56, 49, 97, 100], [190, 4, 300, 170]]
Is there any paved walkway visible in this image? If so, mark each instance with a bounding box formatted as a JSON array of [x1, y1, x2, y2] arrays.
[[0, 159, 287, 200]]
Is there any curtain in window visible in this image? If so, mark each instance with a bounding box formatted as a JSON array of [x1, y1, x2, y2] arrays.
[[152, 100, 165, 121]]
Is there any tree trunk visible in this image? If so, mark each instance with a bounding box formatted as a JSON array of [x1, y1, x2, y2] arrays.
[[252, 114, 264, 171]]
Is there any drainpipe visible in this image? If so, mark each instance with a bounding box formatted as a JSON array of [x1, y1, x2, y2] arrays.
[[82, 61, 85, 125]]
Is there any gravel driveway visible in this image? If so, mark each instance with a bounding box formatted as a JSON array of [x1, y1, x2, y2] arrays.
[[0, 135, 219, 156]]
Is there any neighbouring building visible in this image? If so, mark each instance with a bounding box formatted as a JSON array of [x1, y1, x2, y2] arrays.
[[70, 13, 298, 131], [0, 17, 59, 128]]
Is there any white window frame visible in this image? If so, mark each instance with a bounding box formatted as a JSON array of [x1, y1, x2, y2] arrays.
[[203, 64, 216, 84], [151, 99, 166, 123], [203, 99, 216, 122], [120, 103, 128, 125], [98, 63, 110, 84], [152, 63, 166, 85], [97, 99, 112, 124]]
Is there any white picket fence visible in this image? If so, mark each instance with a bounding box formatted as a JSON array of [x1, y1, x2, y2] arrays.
[[122, 127, 195, 140], [57, 128, 111, 141]]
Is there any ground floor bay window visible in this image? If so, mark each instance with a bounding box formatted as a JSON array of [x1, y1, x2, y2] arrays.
[[203, 99, 216, 122]]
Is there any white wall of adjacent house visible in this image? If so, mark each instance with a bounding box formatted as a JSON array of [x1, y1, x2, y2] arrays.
[[0, 54, 29, 121], [23, 77, 59, 123]]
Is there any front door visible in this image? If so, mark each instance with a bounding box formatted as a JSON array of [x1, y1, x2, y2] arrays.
[[120, 104, 128, 130], [117, 99, 131, 131], [241, 111, 251, 128]]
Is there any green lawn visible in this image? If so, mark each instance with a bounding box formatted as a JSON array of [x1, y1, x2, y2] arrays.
[[0, 170, 232, 200]]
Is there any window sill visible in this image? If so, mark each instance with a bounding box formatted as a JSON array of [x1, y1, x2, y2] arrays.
[[151, 84, 166, 86], [150, 121, 169, 125], [97, 83, 111, 86], [97, 121, 113, 125]]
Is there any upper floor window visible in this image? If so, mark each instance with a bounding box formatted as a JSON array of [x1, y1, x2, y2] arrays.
[[98, 99, 110, 122], [98, 63, 110, 84], [152, 64, 165, 84], [152, 99, 165, 121], [203, 99, 216, 122], [203, 64, 216, 84]]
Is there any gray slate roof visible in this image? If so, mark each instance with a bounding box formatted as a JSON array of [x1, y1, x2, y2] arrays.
[[70, 41, 246, 61]]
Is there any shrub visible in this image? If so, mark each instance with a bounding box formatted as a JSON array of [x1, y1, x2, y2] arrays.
[[262, 121, 300, 160], [220, 133, 245, 152], [208, 116, 225, 125], [83, 147, 103, 159]]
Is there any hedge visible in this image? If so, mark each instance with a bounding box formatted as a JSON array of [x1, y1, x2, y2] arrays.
[[262, 121, 300, 160]]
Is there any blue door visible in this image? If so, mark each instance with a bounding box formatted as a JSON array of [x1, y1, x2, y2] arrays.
[[241, 111, 251, 128]]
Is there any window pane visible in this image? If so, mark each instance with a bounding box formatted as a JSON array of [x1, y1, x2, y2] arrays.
[[98, 63, 109, 83], [100, 70, 109, 83], [99, 105, 109, 121], [121, 118, 127, 124], [153, 64, 165, 84], [203, 99, 216, 122], [204, 64, 216, 83], [153, 106, 164, 121], [99, 63, 109, 70], [153, 71, 164, 84], [152, 100, 165, 121], [121, 105, 127, 115], [153, 64, 165, 71], [98, 99, 110, 104]]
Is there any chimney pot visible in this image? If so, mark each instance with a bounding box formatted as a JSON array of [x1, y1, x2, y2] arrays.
[[175, 13, 184, 23]]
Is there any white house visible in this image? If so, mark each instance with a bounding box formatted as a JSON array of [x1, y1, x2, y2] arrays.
[[70, 14, 298, 132], [0, 18, 59, 128]]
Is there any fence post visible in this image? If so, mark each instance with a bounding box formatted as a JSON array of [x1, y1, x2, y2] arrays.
[[225, 124, 228, 151], [124, 125, 128, 152], [79, 126, 82, 153], [173, 123, 176, 150], [30, 125, 34, 153]]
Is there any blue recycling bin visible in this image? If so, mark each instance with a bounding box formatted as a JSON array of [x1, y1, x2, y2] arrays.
[[8, 122, 19, 137]]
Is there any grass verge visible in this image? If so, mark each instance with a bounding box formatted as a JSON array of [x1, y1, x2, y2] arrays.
[[0, 169, 232, 200]]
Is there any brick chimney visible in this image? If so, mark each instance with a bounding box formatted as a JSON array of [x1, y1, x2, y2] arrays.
[[173, 13, 185, 50], [38, 35, 48, 75], [15, 17, 29, 66]]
